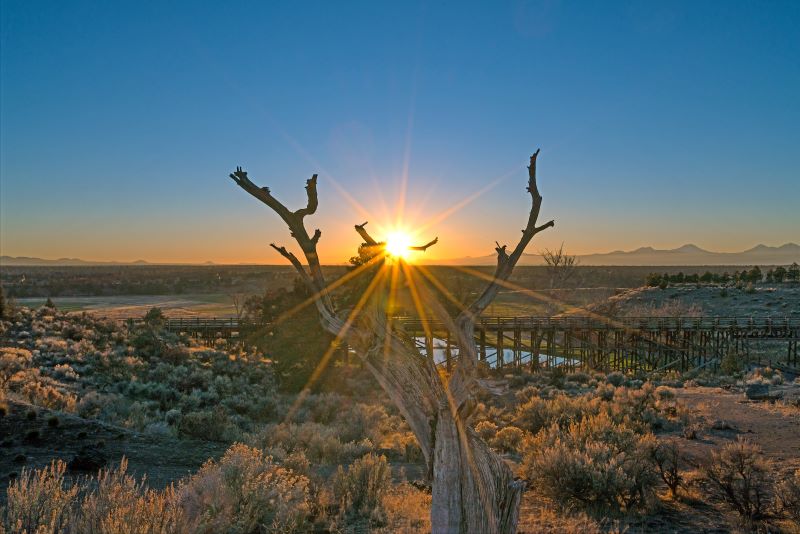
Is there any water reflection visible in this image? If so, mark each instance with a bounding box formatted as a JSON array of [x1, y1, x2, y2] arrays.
[[413, 337, 580, 368]]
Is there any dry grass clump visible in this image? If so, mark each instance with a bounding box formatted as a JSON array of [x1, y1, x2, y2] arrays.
[[3, 460, 78, 534], [624, 300, 703, 317], [3, 459, 183, 534], [1, 445, 312, 534], [512, 382, 680, 440], [490, 425, 525, 453], [746, 366, 783, 385], [518, 506, 603, 534], [180, 443, 310, 533], [75, 458, 184, 534], [521, 411, 659, 514], [378, 481, 431, 534], [248, 421, 373, 464], [513, 391, 601, 435], [332, 452, 391, 526]]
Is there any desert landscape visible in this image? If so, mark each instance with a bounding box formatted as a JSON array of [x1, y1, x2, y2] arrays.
[[2, 261, 800, 533], [3, 2, 800, 533]]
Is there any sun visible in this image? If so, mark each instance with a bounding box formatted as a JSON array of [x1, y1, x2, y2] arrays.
[[385, 231, 413, 260]]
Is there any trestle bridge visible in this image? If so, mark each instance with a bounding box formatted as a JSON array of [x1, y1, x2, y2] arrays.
[[152, 316, 800, 374]]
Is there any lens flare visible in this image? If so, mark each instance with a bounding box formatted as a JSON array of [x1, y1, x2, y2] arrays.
[[385, 231, 413, 259]]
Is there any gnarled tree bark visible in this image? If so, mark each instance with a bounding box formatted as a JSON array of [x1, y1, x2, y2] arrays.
[[228, 151, 554, 533]]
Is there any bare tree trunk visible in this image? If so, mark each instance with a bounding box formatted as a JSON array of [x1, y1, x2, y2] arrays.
[[431, 409, 524, 532], [227, 150, 554, 534]]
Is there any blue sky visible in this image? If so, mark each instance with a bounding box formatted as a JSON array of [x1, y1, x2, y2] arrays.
[[1, 1, 798, 263]]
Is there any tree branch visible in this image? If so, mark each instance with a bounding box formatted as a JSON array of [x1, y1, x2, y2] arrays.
[[269, 243, 312, 287], [229, 167, 293, 224], [294, 174, 319, 218], [449, 150, 555, 417], [230, 166, 333, 314], [354, 221, 381, 247], [409, 237, 439, 251], [461, 150, 554, 321]]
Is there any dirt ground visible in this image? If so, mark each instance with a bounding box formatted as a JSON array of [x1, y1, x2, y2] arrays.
[[0, 401, 228, 502], [15, 294, 237, 319], [675, 387, 800, 468]]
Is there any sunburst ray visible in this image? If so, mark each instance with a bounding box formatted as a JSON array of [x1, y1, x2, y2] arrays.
[[414, 163, 524, 236], [283, 263, 388, 423], [270, 251, 388, 328], [402, 263, 498, 528]]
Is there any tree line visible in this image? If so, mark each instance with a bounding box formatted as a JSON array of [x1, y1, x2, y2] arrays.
[[646, 263, 800, 288]]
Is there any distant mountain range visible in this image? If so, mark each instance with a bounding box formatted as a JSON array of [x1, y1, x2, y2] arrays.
[[424, 243, 800, 266], [2, 243, 799, 267], [0, 257, 209, 267]]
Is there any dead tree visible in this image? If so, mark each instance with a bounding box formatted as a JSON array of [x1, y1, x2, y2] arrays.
[[228, 150, 554, 534], [541, 242, 578, 289]]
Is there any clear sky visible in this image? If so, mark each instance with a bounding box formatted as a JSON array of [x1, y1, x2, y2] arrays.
[[1, 1, 798, 264]]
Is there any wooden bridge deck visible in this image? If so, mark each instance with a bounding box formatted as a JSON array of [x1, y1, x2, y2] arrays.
[[143, 315, 799, 373]]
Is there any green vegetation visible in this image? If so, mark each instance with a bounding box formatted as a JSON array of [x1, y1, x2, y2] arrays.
[[2, 300, 799, 532], [646, 263, 800, 288]]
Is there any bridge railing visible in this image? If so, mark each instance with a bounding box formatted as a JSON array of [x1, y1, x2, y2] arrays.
[[396, 316, 800, 331], [131, 315, 800, 332]]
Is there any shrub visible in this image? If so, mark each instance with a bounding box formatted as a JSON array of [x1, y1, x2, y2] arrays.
[[654, 385, 675, 401], [776, 469, 800, 523], [606, 383, 667, 432], [380, 431, 423, 462], [332, 452, 391, 524], [178, 408, 241, 442], [3, 460, 78, 533], [490, 426, 526, 453], [1, 347, 33, 388], [566, 371, 591, 384], [518, 506, 602, 533], [652, 439, 683, 498], [475, 420, 498, 441], [165, 408, 182, 426], [607, 371, 625, 387], [683, 423, 700, 440], [381, 482, 431, 533], [521, 412, 658, 514], [76, 458, 185, 533], [249, 421, 373, 464], [181, 443, 310, 533], [746, 366, 783, 386], [283, 450, 311, 476], [720, 349, 743, 376], [513, 393, 599, 435], [701, 438, 771, 521]]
